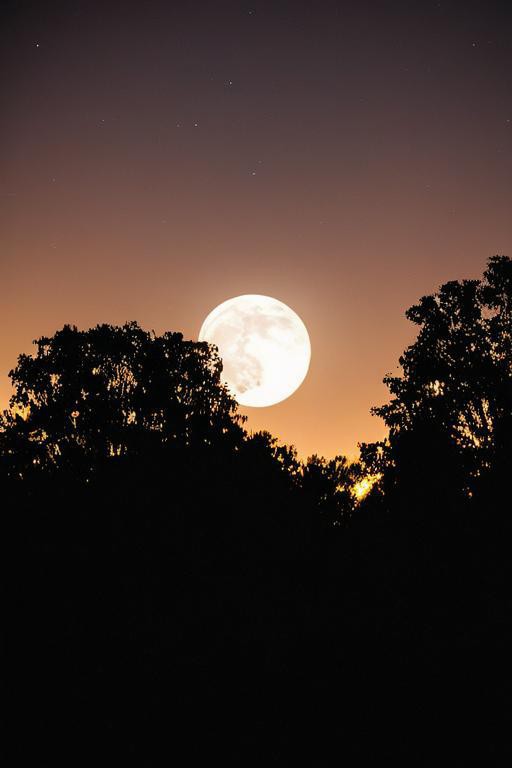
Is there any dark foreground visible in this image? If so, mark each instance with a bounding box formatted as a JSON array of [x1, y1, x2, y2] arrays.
[[8, 484, 512, 766]]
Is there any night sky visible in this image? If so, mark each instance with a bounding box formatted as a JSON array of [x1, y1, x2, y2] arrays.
[[2, 0, 511, 459]]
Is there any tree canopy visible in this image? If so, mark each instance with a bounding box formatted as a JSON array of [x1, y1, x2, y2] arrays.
[[0, 322, 245, 481], [370, 255, 512, 502]]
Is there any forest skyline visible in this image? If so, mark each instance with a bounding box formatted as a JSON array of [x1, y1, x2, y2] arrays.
[[5, 254, 512, 763], [1, 255, 506, 462], [4, 254, 509, 484]]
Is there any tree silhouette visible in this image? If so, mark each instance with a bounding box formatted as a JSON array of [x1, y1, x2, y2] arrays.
[[0, 321, 317, 563], [300, 453, 362, 529], [0, 321, 245, 482], [371, 255, 512, 503]]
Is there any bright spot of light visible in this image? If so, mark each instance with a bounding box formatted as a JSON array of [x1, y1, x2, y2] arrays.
[[352, 474, 381, 502]]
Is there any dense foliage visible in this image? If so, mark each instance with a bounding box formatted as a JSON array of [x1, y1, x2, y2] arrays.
[[369, 255, 512, 503]]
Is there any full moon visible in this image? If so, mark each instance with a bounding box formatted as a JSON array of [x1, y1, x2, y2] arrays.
[[199, 295, 311, 407]]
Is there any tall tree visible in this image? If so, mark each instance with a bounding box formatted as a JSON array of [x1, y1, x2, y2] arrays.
[[371, 255, 512, 501]]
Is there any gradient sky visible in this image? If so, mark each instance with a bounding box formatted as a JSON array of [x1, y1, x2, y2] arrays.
[[2, 0, 511, 459]]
